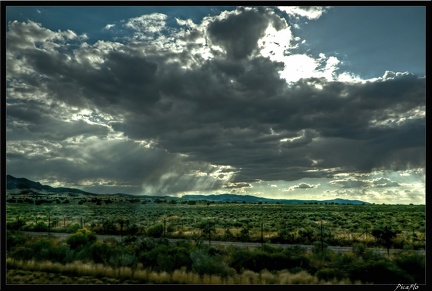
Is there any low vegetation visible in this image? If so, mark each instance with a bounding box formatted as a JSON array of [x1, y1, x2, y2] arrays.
[[6, 229, 425, 284], [6, 195, 426, 284], [6, 198, 426, 250]]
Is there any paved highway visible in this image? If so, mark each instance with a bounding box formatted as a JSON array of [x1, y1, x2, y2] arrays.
[[19, 231, 425, 256]]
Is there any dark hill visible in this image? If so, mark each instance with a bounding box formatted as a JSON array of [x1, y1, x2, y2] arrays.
[[181, 194, 370, 205], [6, 175, 91, 195]]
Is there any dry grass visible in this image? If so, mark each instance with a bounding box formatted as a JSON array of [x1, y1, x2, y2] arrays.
[[7, 258, 362, 285]]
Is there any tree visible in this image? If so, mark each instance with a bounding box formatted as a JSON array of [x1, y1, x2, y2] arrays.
[[7, 215, 26, 230], [238, 226, 251, 242], [372, 225, 399, 257], [298, 227, 316, 244], [197, 219, 216, 245], [116, 217, 128, 237], [101, 219, 116, 234]]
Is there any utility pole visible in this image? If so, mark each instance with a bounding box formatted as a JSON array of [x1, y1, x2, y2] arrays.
[[261, 219, 264, 246], [208, 220, 211, 246], [412, 227, 416, 245]]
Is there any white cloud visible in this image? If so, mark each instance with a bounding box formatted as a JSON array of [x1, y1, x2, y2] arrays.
[[104, 24, 115, 30], [276, 6, 330, 20], [279, 54, 319, 82], [257, 20, 293, 61], [284, 182, 317, 191], [175, 17, 197, 28], [125, 13, 168, 37]]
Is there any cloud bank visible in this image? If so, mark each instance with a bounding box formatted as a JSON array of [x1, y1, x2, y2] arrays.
[[5, 7, 425, 203]]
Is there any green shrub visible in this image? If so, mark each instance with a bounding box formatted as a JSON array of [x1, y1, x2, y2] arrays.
[[6, 231, 27, 249], [229, 248, 300, 273], [146, 224, 164, 238], [6, 219, 26, 230], [43, 243, 69, 263], [11, 246, 34, 261], [157, 246, 193, 272], [138, 238, 158, 252], [66, 228, 97, 250], [88, 241, 114, 264], [139, 244, 170, 268], [29, 238, 53, 256], [393, 252, 425, 284], [190, 249, 234, 277], [66, 223, 81, 233], [33, 221, 48, 232], [349, 259, 413, 284], [352, 242, 365, 256]]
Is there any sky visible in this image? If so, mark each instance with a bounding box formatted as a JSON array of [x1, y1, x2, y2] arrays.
[[3, 4, 427, 204]]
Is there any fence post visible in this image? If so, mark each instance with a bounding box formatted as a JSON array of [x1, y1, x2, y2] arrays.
[[261, 219, 264, 246]]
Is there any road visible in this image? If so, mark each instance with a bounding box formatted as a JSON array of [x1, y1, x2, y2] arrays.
[[19, 231, 425, 256]]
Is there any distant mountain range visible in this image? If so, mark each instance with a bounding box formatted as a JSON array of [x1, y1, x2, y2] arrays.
[[6, 175, 371, 205], [181, 194, 370, 205], [6, 174, 91, 195]]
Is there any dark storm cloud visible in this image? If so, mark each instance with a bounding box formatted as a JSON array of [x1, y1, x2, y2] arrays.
[[372, 177, 400, 188], [329, 176, 401, 189], [6, 20, 82, 51], [11, 47, 161, 111], [7, 101, 110, 141], [290, 183, 314, 190], [7, 101, 47, 125], [207, 7, 286, 60], [5, 7, 426, 194], [330, 179, 368, 189], [128, 71, 424, 182], [224, 182, 252, 189]]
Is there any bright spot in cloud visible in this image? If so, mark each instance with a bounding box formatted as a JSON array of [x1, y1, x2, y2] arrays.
[[277, 6, 330, 20]]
